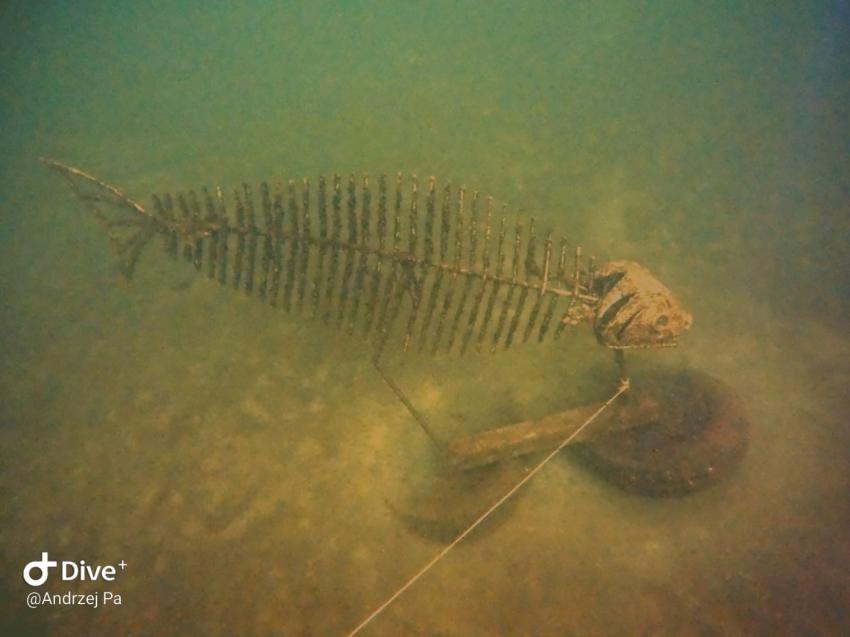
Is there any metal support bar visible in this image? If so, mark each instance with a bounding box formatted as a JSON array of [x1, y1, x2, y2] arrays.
[[372, 355, 445, 453]]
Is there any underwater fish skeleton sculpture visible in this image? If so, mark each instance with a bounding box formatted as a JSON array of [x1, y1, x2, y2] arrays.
[[40, 157, 691, 356], [41, 156, 696, 465]]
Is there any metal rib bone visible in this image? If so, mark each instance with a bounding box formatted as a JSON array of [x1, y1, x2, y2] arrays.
[[232, 188, 246, 289], [362, 174, 388, 336], [312, 176, 328, 317], [336, 174, 358, 325], [215, 188, 230, 287], [523, 232, 551, 343], [297, 178, 311, 312], [477, 212, 507, 352], [460, 197, 492, 354], [323, 175, 342, 322], [446, 190, 479, 352], [188, 190, 204, 272], [416, 182, 451, 351], [491, 216, 522, 351], [266, 185, 284, 306], [282, 181, 300, 312], [430, 186, 465, 355], [204, 187, 220, 281], [258, 182, 273, 300], [154, 193, 179, 259], [539, 237, 568, 341], [347, 175, 371, 333], [176, 192, 193, 264], [243, 184, 257, 294], [505, 217, 535, 349]]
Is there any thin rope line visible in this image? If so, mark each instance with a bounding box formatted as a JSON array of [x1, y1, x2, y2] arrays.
[[345, 380, 629, 637]]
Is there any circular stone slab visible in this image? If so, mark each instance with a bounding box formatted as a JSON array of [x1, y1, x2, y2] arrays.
[[568, 368, 749, 497]]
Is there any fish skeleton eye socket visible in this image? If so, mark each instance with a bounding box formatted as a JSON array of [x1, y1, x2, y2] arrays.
[[655, 315, 669, 327]]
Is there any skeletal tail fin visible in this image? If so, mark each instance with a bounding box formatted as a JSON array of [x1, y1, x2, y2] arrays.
[[40, 157, 156, 280]]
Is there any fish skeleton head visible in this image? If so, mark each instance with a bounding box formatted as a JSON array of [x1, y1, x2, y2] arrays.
[[593, 261, 693, 348]]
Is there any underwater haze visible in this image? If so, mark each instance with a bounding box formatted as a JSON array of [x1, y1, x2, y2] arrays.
[[1, 1, 848, 636]]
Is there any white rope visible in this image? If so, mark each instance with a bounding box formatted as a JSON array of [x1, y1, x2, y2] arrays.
[[345, 380, 630, 637]]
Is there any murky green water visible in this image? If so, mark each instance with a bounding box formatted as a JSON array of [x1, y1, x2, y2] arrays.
[[2, 2, 848, 635]]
